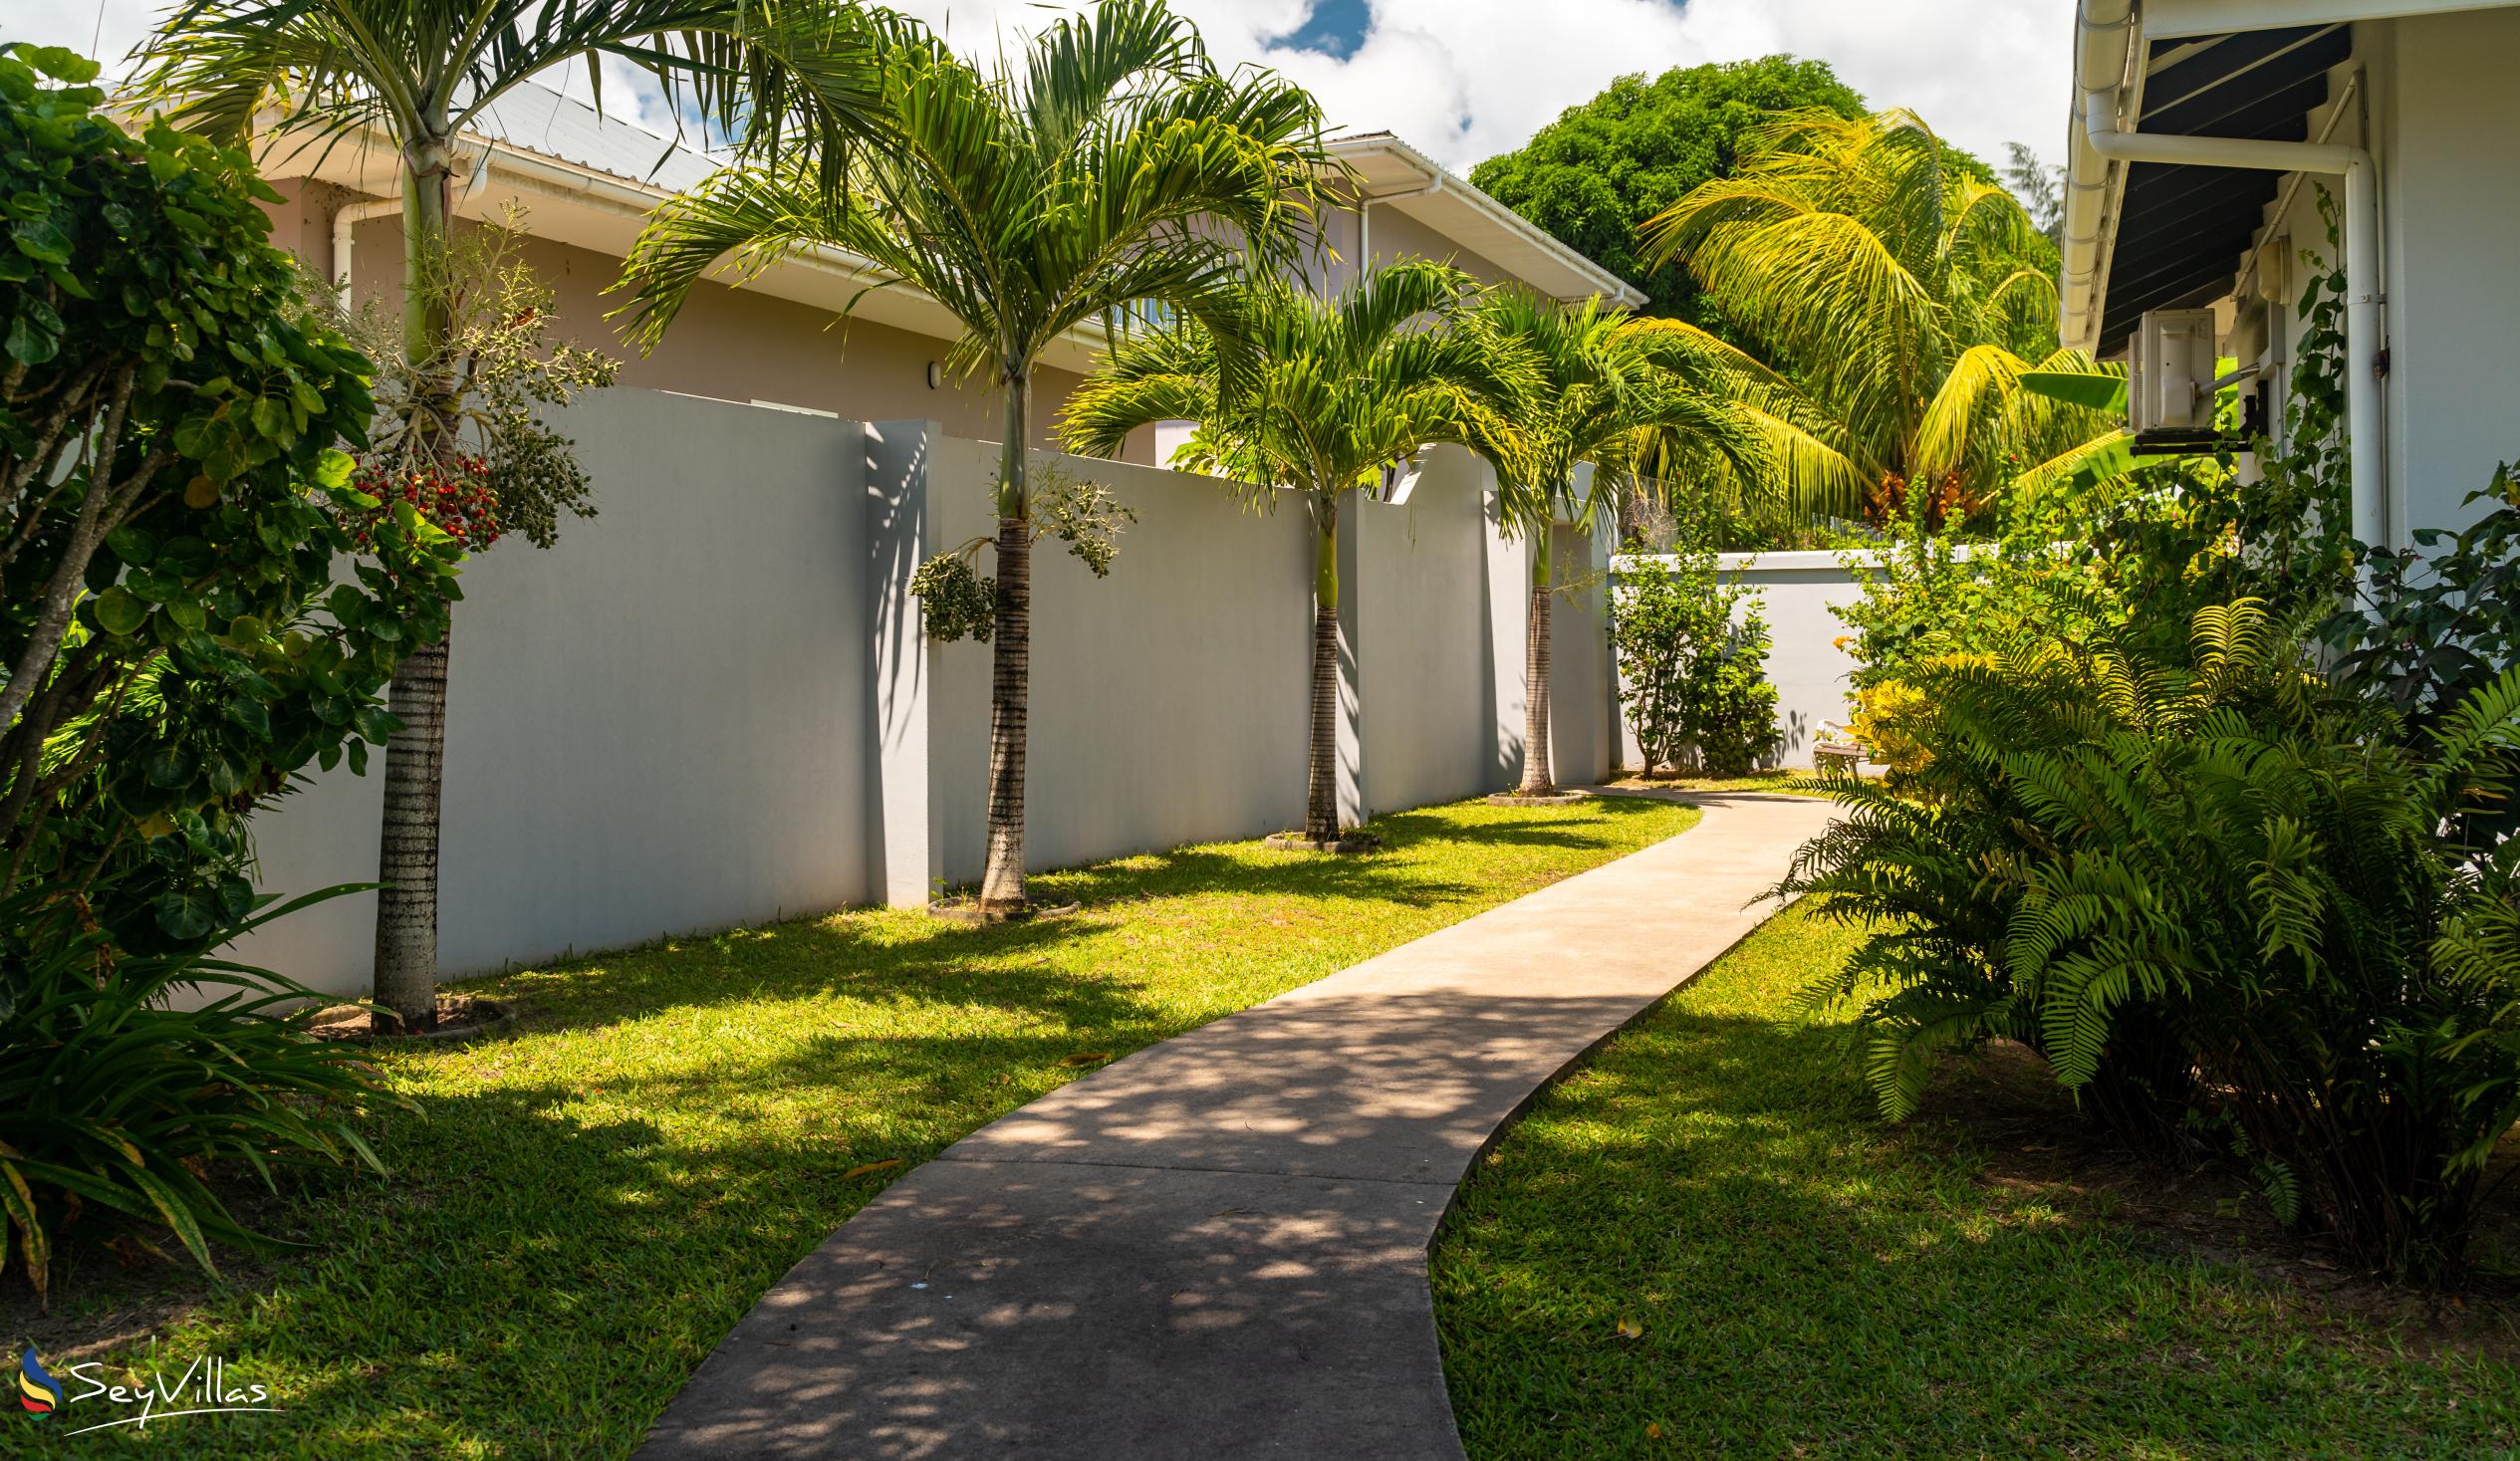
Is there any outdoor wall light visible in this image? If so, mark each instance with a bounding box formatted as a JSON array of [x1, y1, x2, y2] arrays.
[[925, 362, 942, 390]]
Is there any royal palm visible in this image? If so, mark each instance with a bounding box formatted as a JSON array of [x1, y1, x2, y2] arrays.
[[1062, 261, 1494, 844], [138, 0, 893, 1027], [1453, 291, 1756, 796], [620, 0, 1331, 912]]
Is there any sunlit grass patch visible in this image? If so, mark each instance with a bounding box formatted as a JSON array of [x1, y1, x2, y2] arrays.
[[10, 794, 1697, 1459], [1432, 902, 2520, 1459]]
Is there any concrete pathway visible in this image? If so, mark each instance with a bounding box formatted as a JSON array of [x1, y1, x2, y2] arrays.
[[636, 791, 1839, 1460]]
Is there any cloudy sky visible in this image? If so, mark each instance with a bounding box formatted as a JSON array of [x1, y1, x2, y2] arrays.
[[8, 0, 2076, 176]]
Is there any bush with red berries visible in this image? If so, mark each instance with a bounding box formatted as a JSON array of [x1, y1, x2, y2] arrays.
[[346, 452, 502, 553]]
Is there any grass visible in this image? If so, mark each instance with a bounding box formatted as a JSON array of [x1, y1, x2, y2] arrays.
[[8, 794, 1698, 1459], [1430, 902, 2520, 1459], [1602, 768, 1850, 798]]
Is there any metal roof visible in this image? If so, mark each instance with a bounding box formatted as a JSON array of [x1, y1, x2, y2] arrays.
[[464, 81, 718, 193], [2089, 23, 2351, 353]]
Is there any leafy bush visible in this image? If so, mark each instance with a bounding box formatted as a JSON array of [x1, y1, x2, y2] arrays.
[[2325, 465, 2520, 727], [1784, 633, 2205, 1149], [0, 881, 395, 1306], [1613, 527, 1779, 776], [1791, 602, 2520, 1280], [910, 461, 1134, 642], [0, 44, 461, 955], [1834, 480, 2118, 693], [2003, 607, 2520, 1281]]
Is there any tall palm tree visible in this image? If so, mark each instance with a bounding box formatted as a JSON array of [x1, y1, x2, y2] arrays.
[[1060, 261, 1495, 844], [134, 0, 894, 1029], [618, 0, 1332, 912], [1637, 109, 2123, 519], [1451, 291, 1759, 797]]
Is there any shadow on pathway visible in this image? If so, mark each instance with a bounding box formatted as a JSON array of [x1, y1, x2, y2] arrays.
[[636, 791, 1840, 1461]]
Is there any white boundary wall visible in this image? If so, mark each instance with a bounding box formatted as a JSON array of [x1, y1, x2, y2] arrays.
[[241, 387, 1613, 995], [1611, 549, 1872, 772]]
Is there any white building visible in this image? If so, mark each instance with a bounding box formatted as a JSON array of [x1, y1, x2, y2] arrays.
[[2060, 0, 2520, 547]]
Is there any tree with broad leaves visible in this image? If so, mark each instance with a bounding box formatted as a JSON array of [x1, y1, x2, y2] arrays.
[[134, 0, 897, 1025]]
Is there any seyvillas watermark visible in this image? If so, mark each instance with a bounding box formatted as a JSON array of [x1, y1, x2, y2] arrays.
[[18, 1344, 282, 1436]]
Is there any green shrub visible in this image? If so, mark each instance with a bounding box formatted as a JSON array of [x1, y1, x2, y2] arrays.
[[0, 881, 396, 1306], [1613, 527, 1779, 776], [2001, 604, 2520, 1281], [1782, 633, 2204, 1149], [1792, 601, 2520, 1280], [1834, 479, 2119, 693], [0, 44, 462, 957]]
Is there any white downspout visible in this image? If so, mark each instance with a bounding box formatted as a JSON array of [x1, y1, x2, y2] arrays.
[[1357, 171, 1443, 270], [2071, 1, 2386, 549], [331, 196, 402, 309]]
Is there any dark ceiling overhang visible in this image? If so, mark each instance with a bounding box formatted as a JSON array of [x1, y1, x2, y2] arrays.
[[2095, 23, 2353, 355]]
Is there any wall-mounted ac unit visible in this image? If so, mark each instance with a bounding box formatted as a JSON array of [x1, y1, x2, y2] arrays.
[[2129, 308, 2218, 443]]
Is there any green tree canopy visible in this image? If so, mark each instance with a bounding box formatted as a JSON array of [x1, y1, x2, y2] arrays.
[[1467, 57, 1865, 322]]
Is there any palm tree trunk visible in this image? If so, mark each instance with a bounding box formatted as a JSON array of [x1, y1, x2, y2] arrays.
[[1305, 499, 1341, 843], [1518, 534, 1555, 796], [372, 135, 459, 1032], [977, 375, 1032, 913]]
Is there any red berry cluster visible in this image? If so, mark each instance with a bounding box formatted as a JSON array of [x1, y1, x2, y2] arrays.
[[346, 454, 502, 552]]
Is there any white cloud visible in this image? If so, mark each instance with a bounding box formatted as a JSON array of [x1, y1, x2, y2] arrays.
[[892, 0, 2077, 173], [7, 0, 2078, 173]]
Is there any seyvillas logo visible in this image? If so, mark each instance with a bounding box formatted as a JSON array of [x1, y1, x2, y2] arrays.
[[11, 1347, 281, 1436], [17, 1346, 62, 1416]]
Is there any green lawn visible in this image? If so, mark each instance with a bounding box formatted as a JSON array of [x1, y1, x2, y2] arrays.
[[1603, 769, 1850, 798], [10, 795, 1698, 1459], [1432, 902, 2520, 1459]]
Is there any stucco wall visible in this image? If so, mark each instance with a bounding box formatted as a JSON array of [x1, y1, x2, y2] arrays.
[[1612, 550, 1866, 773], [911, 435, 1319, 887], [2380, 7, 2520, 540], [236, 387, 875, 990], [240, 392, 1595, 994], [1352, 451, 1507, 814]]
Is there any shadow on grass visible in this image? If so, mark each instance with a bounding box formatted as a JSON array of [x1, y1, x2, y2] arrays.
[[3, 793, 1707, 1459], [463, 800, 1681, 1039], [1431, 916, 2520, 1461]]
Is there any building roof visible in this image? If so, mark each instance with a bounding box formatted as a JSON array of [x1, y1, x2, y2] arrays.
[[462, 82, 718, 194], [2074, 22, 2352, 355], [1326, 133, 1648, 308], [267, 81, 1640, 348]]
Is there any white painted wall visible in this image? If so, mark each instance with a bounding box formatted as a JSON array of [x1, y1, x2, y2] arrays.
[[1353, 451, 1507, 815], [2379, 7, 2520, 542], [237, 388, 874, 991], [1612, 550, 1867, 772], [237, 391, 1606, 996]]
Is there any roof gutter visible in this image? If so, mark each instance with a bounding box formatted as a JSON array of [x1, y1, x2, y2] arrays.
[[1331, 134, 1648, 308], [2066, 0, 2384, 549]]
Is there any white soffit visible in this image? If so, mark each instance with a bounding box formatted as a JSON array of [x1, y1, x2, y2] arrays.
[[2142, 0, 2515, 37]]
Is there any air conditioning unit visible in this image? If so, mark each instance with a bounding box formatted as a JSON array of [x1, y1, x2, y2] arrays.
[[2129, 308, 2218, 444]]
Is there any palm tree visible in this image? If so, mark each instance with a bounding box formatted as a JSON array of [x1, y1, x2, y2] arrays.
[[618, 0, 1332, 912], [1451, 291, 1759, 797], [1060, 261, 1495, 844], [1636, 110, 2123, 520], [134, 0, 893, 1029]]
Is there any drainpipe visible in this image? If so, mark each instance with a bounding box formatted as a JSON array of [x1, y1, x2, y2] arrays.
[[331, 196, 402, 309], [2070, 0, 2386, 549], [1357, 171, 1443, 271]]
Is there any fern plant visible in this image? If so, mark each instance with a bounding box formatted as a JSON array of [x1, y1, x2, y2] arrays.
[[1795, 598, 2520, 1280], [1780, 628, 2228, 1146], [1999, 605, 2520, 1281]]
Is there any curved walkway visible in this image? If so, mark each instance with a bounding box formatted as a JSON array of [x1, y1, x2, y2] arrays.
[[637, 791, 1839, 1460]]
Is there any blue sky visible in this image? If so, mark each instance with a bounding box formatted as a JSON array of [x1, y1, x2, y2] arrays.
[[9, 0, 2071, 177]]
